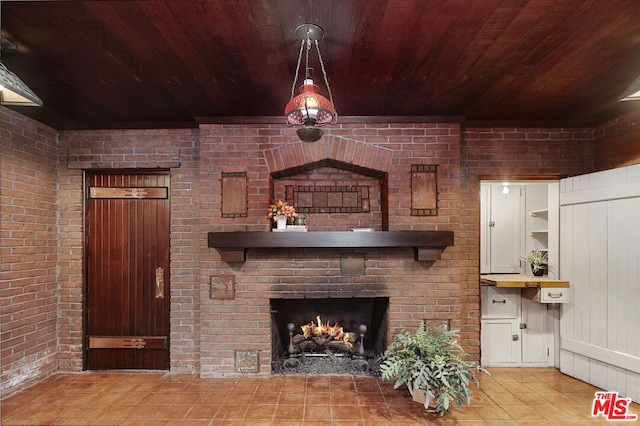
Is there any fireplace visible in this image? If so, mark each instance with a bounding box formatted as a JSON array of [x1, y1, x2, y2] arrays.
[[198, 136, 464, 378], [270, 297, 389, 373]]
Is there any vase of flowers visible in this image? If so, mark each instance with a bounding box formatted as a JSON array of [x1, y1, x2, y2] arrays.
[[267, 200, 297, 230], [276, 215, 287, 230]]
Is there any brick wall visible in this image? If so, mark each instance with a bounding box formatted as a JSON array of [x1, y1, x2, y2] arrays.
[[0, 110, 618, 392], [461, 127, 595, 178], [593, 109, 640, 171], [0, 107, 59, 393]]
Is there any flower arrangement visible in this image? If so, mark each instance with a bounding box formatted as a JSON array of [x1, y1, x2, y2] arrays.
[[267, 200, 298, 222]]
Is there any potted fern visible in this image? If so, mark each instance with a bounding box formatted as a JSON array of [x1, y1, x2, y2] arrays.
[[380, 321, 487, 416]]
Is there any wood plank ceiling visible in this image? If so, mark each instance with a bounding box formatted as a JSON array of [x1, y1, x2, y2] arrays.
[[2, 0, 640, 130]]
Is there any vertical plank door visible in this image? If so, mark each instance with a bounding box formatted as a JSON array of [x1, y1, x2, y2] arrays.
[[559, 164, 640, 401], [85, 172, 170, 370]]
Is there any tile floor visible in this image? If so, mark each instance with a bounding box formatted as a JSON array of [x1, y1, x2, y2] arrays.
[[1, 368, 638, 425]]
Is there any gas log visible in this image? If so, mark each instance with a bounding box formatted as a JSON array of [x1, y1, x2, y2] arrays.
[[282, 318, 370, 371], [287, 317, 368, 358], [292, 331, 357, 354]]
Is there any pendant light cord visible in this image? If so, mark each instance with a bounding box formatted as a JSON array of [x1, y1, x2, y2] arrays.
[[315, 40, 335, 108], [289, 39, 305, 101]]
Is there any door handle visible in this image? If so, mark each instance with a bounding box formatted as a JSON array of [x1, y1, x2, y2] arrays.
[[155, 267, 164, 298], [492, 299, 506, 304]]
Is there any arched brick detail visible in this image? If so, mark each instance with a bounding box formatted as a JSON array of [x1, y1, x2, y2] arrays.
[[264, 136, 394, 174]]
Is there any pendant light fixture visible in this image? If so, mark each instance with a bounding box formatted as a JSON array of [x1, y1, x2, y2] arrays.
[[285, 24, 336, 142]]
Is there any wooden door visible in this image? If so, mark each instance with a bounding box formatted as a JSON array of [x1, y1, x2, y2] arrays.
[[85, 172, 170, 370], [559, 164, 640, 400]]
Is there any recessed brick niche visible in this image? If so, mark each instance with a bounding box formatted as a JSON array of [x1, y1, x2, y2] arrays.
[[271, 158, 388, 231]]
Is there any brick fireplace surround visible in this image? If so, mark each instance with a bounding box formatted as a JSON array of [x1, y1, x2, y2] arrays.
[[199, 129, 468, 376], [10, 103, 637, 394]]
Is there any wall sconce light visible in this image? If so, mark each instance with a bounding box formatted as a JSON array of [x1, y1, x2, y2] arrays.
[[502, 182, 510, 195], [0, 61, 42, 106], [285, 24, 337, 142], [619, 74, 640, 101], [0, 31, 42, 106]]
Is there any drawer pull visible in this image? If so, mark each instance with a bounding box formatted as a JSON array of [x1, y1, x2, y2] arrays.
[[547, 292, 563, 298], [492, 299, 507, 304]]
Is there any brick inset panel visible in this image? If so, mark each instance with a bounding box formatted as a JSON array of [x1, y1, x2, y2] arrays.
[[265, 136, 394, 175]]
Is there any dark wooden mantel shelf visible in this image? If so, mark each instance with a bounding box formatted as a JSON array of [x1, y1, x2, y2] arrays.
[[207, 231, 454, 262]]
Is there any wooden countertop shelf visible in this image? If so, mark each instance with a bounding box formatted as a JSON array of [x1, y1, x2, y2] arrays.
[[207, 230, 454, 262], [481, 274, 570, 288]]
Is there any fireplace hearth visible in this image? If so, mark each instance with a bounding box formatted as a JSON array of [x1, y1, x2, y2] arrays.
[[272, 352, 383, 376]]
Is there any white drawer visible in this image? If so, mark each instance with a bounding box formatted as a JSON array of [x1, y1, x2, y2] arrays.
[[482, 286, 518, 319], [522, 287, 570, 303], [538, 288, 569, 303]]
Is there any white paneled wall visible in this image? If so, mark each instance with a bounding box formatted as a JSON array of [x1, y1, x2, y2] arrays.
[[560, 164, 640, 402]]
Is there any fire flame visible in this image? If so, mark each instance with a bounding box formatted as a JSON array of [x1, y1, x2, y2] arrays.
[[301, 315, 351, 346]]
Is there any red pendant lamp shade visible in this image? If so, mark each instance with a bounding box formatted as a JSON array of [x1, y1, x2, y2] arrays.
[[285, 79, 336, 126], [285, 24, 337, 142]]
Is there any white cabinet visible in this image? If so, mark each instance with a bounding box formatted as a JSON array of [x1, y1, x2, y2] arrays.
[[481, 286, 555, 366], [522, 182, 560, 278], [480, 183, 525, 273], [480, 181, 562, 367], [524, 184, 549, 277], [481, 181, 559, 276], [481, 287, 520, 364], [482, 320, 521, 364], [520, 296, 554, 364], [525, 184, 549, 252], [529, 209, 548, 251]]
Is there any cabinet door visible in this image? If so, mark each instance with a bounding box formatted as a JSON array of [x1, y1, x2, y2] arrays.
[[487, 184, 525, 273], [481, 320, 520, 364], [480, 185, 491, 274], [521, 296, 553, 364]]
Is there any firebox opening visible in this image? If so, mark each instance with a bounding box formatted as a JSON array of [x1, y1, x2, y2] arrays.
[[270, 297, 389, 373]]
